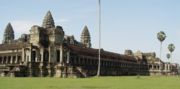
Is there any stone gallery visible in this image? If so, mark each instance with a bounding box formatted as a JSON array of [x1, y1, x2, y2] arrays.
[[0, 11, 179, 77]]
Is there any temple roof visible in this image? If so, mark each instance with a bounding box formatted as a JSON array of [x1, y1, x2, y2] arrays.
[[0, 43, 28, 51], [68, 45, 137, 62], [42, 11, 55, 29]]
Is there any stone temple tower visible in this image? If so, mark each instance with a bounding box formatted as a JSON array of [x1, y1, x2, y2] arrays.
[[42, 11, 55, 29], [81, 26, 91, 48], [2, 23, 14, 44]]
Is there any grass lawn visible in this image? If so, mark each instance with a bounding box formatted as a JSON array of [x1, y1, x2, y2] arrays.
[[0, 76, 180, 89]]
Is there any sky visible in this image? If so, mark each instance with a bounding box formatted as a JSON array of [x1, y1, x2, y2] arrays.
[[0, 0, 179, 63]]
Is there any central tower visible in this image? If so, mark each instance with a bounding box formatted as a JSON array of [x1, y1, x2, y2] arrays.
[[42, 11, 55, 29]]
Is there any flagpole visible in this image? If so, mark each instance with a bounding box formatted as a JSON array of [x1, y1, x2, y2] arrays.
[[97, 0, 101, 76]]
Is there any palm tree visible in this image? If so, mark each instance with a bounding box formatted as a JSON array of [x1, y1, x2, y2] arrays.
[[157, 31, 166, 59], [166, 53, 171, 76], [168, 43, 175, 60], [166, 53, 171, 60]]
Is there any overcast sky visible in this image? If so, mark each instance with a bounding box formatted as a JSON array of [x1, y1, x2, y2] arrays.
[[0, 0, 180, 63]]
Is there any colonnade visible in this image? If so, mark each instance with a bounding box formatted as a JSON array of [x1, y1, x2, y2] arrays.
[[0, 54, 21, 64]]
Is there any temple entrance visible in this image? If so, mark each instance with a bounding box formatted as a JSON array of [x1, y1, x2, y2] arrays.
[[42, 50, 49, 76], [56, 50, 60, 62], [31, 51, 36, 62], [43, 50, 49, 62]]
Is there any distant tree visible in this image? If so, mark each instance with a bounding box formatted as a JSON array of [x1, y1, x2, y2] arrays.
[[157, 31, 166, 59]]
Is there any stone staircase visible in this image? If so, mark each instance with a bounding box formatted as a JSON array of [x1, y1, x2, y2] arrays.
[[76, 67, 87, 77], [0, 64, 9, 76], [0, 64, 21, 77], [6, 66, 20, 77]]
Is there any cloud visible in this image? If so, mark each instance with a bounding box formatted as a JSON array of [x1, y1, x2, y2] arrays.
[[11, 20, 40, 38]]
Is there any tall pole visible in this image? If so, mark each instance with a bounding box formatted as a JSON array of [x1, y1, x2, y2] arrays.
[[97, 0, 101, 76], [170, 52, 172, 62], [160, 42, 162, 59]]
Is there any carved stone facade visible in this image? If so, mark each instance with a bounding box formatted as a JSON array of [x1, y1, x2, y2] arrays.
[[0, 11, 179, 77], [134, 51, 179, 76]]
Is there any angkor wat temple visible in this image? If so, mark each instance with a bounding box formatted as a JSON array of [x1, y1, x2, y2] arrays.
[[0, 11, 179, 77]]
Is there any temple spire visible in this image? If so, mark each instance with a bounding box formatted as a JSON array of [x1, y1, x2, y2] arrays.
[[42, 11, 55, 29], [2, 23, 15, 44], [81, 25, 91, 48], [81, 26, 90, 36]]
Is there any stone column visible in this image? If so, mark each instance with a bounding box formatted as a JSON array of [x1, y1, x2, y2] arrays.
[[60, 45, 63, 64], [156, 65, 158, 70], [168, 64, 170, 71], [40, 48, 44, 75], [152, 64, 154, 70], [49, 47, 51, 63], [159, 64, 162, 70], [47, 47, 53, 76], [3, 57, 5, 64], [29, 45, 32, 62], [28, 46, 33, 77], [66, 51, 70, 64], [167, 64, 169, 71], [40, 48, 44, 63], [6, 56, 8, 64], [39, 57, 43, 76], [15, 55, 18, 64], [35, 51, 38, 62], [10, 56, 13, 64], [22, 48, 25, 62]]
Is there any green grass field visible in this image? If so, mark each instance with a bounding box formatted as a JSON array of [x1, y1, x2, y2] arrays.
[[0, 76, 180, 89]]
